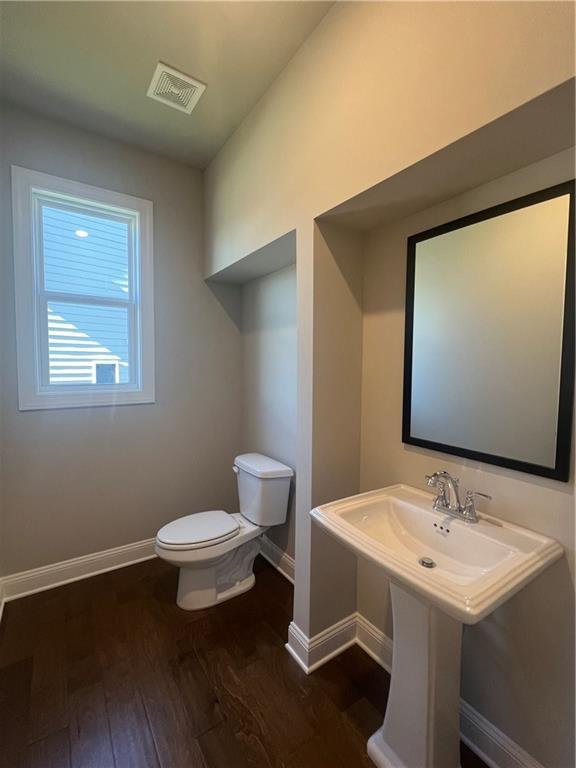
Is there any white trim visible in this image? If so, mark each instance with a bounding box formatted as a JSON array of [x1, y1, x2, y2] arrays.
[[285, 621, 312, 671], [284, 612, 545, 768], [0, 535, 289, 615], [356, 612, 393, 672], [286, 614, 358, 673], [460, 700, 546, 768], [11, 166, 155, 411], [0, 538, 156, 610], [259, 535, 295, 583]]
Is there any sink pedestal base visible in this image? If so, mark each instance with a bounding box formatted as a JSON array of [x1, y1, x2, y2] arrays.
[[367, 584, 462, 768]]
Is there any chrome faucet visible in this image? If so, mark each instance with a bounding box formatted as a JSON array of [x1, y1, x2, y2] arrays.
[[426, 470, 462, 512], [425, 471, 492, 523]]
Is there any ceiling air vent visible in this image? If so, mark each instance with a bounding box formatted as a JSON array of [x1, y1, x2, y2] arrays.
[[147, 62, 206, 114]]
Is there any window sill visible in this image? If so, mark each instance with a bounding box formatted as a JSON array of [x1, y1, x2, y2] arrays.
[[18, 389, 156, 411]]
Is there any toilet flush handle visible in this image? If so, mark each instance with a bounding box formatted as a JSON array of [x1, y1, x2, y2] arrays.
[[232, 465, 239, 474]]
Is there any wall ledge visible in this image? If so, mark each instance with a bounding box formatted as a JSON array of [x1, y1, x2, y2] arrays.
[[206, 230, 295, 284]]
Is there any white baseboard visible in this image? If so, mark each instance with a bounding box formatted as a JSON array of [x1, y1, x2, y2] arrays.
[[286, 613, 357, 673], [259, 535, 295, 583], [0, 533, 292, 619], [0, 538, 156, 614], [285, 611, 544, 768], [356, 612, 393, 672], [460, 700, 545, 768]]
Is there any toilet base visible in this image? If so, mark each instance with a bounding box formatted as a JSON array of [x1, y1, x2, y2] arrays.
[[176, 538, 260, 610], [177, 571, 256, 610]]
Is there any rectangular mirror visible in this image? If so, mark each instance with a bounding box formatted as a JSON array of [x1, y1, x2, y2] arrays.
[[403, 181, 574, 481]]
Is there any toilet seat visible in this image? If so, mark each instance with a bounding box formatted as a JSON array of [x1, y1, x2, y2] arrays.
[[156, 510, 240, 550]]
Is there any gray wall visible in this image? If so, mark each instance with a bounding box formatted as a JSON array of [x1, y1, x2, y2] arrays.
[[241, 264, 297, 557], [0, 104, 243, 575], [0, 106, 5, 582], [205, 1, 574, 276], [306, 221, 364, 636], [359, 150, 575, 768]]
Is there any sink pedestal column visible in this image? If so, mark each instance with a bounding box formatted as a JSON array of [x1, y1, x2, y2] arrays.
[[367, 584, 463, 768]]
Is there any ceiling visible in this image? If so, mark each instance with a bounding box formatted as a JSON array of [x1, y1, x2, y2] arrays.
[[0, 1, 333, 168]]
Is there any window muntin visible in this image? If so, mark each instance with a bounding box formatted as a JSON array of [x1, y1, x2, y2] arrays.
[[12, 167, 154, 410]]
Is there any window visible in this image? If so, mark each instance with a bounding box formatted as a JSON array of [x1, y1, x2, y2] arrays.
[[12, 166, 155, 410]]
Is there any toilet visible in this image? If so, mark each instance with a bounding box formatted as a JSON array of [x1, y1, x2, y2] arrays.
[[155, 453, 293, 610]]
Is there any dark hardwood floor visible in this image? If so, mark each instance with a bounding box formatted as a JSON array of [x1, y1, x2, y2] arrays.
[[0, 556, 487, 768]]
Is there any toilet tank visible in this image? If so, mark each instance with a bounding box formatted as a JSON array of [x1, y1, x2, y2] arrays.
[[234, 453, 293, 527]]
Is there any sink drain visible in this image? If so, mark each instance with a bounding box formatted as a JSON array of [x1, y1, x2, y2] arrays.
[[419, 557, 436, 569]]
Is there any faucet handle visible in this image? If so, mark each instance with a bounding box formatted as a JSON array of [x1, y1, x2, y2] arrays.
[[461, 490, 492, 522], [464, 490, 492, 516], [465, 490, 492, 502]]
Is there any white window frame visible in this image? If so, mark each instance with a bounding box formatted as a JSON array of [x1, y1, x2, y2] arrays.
[[11, 166, 155, 410]]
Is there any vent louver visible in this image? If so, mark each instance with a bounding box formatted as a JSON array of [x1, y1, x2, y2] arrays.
[[147, 62, 206, 114]]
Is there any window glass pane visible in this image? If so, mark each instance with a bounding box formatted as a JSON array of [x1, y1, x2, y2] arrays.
[[47, 302, 130, 385], [42, 205, 130, 299]]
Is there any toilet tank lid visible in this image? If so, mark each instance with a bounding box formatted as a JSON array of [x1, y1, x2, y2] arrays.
[[234, 453, 294, 479]]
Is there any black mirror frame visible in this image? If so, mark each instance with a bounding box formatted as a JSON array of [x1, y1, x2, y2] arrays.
[[402, 180, 575, 482]]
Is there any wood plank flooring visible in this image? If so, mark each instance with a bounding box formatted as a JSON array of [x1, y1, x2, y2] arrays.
[[0, 556, 487, 768]]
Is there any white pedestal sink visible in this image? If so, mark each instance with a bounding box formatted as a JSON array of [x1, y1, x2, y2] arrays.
[[310, 485, 563, 768]]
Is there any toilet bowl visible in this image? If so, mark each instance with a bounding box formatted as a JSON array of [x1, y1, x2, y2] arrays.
[[155, 453, 293, 610]]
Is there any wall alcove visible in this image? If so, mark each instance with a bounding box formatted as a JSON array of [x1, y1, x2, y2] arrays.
[[296, 78, 575, 768]]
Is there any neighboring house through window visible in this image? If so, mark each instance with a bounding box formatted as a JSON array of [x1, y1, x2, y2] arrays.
[[11, 166, 155, 409]]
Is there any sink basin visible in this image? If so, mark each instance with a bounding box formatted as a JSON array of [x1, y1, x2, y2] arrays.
[[311, 483, 563, 624], [310, 484, 563, 768]]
